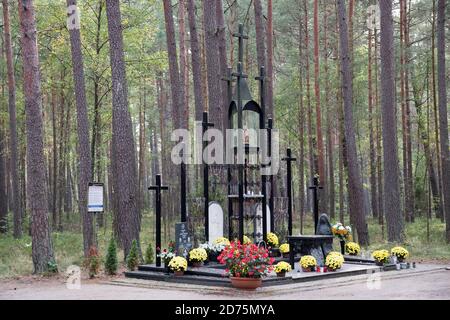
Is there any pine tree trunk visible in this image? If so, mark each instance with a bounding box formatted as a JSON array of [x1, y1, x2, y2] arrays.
[[105, 0, 141, 256], [436, 0, 450, 242], [267, 0, 274, 119], [253, 0, 266, 71], [187, 0, 205, 122], [313, 0, 326, 206], [178, 0, 189, 130], [337, 0, 369, 245], [163, 0, 185, 129], [0, 124, 7, 233], [298, 4, 305, 232], [202, 0, 222, 132], [2, 0, 22, 237], [67, 0, 95, 256], [216, 0, 228, 130], [379, 0, 404, 242], [19, 0, 55, 273], [368, 28, 378, 219]]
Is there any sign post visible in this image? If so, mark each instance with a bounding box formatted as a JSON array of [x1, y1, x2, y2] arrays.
[[88, 183, 104, 246]]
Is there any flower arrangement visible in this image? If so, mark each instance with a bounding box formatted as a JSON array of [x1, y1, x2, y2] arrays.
[[391, 247, 409, 262], [267, 232, 279, 248], [325, 252, 344, 271], [189, 248, 208, 264], [279, 243, 290, 254], [274, 261, 292, 276], [300, 255, 317, 271], [243, 236, 252, 245], [157, 249, 176, 264], [168, 256, 188, 273], [332, 222, 352, 241], [345, 242, 361, 256], [372, 249, 390, 265], [214, 237, 231, 246], [218, 241, 274, 278]]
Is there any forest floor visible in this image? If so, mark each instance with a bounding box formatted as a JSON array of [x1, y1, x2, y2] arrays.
[[0, 264, 449, 300], [1, 214, 450, 279]]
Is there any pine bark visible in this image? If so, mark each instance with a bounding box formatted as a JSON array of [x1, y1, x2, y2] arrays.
[[187, 0, 205, 122], [379, 0, 404, 242], [436, 0, 450, 242], [202, 0, 222, 132], [2, 0, 22, 237], [105, 0, 141, 256], [337, 0, 369, 245], [19, 0, 55, 273], [267, 0, 274, 119], [163, 0, 185, 129], [67, 0, 95, 256], [253, 0, 266, 70]]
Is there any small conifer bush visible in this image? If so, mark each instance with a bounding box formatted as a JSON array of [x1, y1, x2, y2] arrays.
[[105, 238, 118, 275], [144, 243, 154, 265], [126, 240, 139, 271]]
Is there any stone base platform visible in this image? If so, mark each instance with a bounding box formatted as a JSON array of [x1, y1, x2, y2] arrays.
[[125, 259, 395, 288]]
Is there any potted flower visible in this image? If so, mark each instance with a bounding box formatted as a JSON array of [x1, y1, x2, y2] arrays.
[[189, 248, 208, 267], [214, 237, 231, 246], [267, 232, 280, 257], [274, 262, 292, 278], [300, 255, 317, 272], [169, 256, 188, 276], [243, 235, 252, 245], [332, 222, 352, 254], [345, 242, 361, 256], [372, 249, 390, 266], [391, 247, 409, 263], [325, 252, 344, 271], [157, 248, 177, 272], [218, 241, 274, 290], [279, 243, 290, 258]]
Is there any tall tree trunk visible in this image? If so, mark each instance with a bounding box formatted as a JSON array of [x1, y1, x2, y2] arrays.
[[0, 123, 7, 233], [202, 0, 222, 132], [106, 0, 141, 256], [337, 0, 369, 245], [431, 0, 444, 221], [298, 2, 305, 232], [267, 0, 274, 119], [163, 0, 185, 129], [216, 0, 228, 130], [253, 0, 266, 70], [2, 0, 22, 237], [19, 0, 55, 273], [67, 0, 95, 256], [51, 87, 58, 230], [303, 0, 315, 214], [187, 0, 205, 122], [379, 0, 404, 242], [178, 0, 189, 130], [436, 0, 450, 242], [368, 28, 378, 219], [313, 0, 326, 209]]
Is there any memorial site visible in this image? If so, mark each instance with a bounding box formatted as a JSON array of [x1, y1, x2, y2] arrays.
[[0, 0, 449, 303]]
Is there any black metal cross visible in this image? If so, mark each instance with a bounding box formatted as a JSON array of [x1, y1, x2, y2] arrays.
[[233, 23, 248, 64], [309, 177, 323, 234], [149, 174, 169, 267], [282, 148, 297, 236], [202, 112, 214, 242]]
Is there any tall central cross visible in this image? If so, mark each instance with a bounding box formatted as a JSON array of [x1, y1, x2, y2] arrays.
[[309, 177, 323, 234], [202, 112, 214, 241], [233, 23, 248, 64], [149, 174, 169, 267]]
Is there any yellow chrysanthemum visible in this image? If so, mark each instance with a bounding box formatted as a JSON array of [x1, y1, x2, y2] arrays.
[[213, 237, 230, 246], [168, 256, 188, 272], [274, 261, 292, 273], [279, 243, 290, 254], [372, 249, 390, 263], [345, 242, 361, 255], [189, 248, 208, 263], [325, 252, 344, 270], [267, 232, 279, 247], [391, 247, 409, 260], [300, 255, 317, 269]]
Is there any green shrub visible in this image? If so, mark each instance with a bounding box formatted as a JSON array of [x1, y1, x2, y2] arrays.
[[47, 260, 59, 274], [126, 240, 139, 271], [144, 243, 154, 265], [105, 238, 118, 275]]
